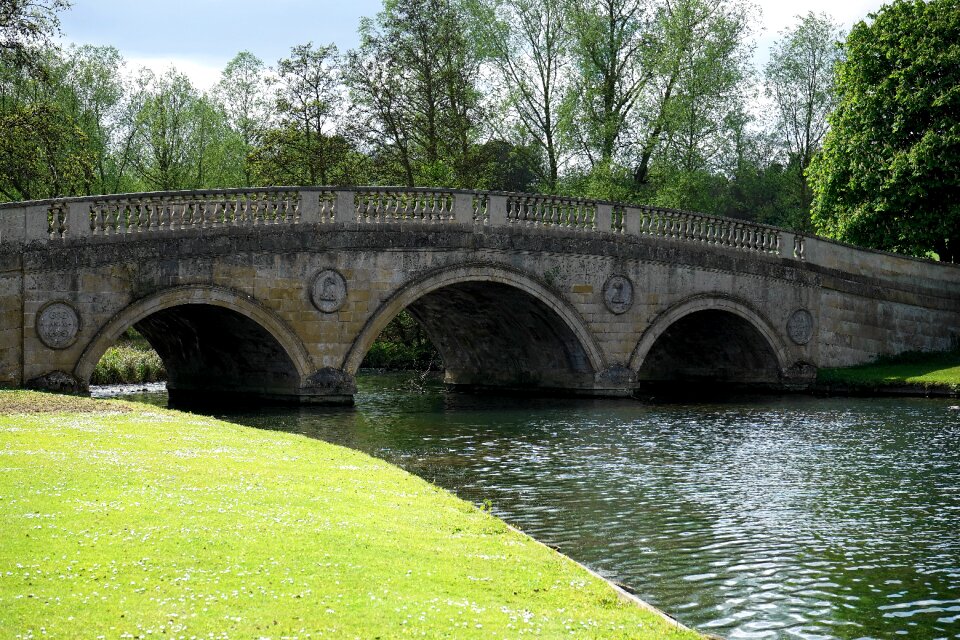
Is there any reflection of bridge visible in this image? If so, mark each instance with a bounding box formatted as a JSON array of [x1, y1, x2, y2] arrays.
[[2, 187, 958, 403]]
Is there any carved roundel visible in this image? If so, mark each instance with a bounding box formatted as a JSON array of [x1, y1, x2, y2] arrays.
[[310, 269, 347, 313], [787, 308, 814, 345], [36, 301, 81, 349], [603, 275, 634, 315]]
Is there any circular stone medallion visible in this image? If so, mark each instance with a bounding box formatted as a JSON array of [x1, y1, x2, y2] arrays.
[[787, 308, 814, 345], [603, 275, 634, 315], [37, 301, 80, 349], [310, 269, 347, 313]]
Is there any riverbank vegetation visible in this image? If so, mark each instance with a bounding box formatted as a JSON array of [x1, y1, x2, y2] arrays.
[[90, 328, 165, 385], [361, 310, 441, 370], [0, 390, 699, 638], [817, 350, 960, 392]]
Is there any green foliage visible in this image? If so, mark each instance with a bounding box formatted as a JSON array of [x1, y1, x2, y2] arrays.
[[344, 0, 484, 188], [91, 344, 166, 385], [0, 100, 93, 200], [213, 51, 270, 185], [466, 139, 541, 192], [0, 0, 69, 74], [0, 394, 701, 638], [475, 0, 572, 187], [128, 68, 244, 191], [809, 0, 960, 260], [362, 310, 440, 370], [764, 12, 843, 221]]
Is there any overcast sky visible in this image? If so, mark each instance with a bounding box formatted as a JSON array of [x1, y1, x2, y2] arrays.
[[59, 0, 887, 90]]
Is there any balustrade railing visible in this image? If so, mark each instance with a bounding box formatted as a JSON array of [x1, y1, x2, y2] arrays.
[[0, 186, 794, 258]]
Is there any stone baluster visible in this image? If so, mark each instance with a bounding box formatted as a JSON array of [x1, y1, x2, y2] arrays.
[[288, 192, 298, 224], [209, 199, 222, 229], [104, 202, 117, 236], [128, 200, 140, 233], [47, 203, 63, 239], [254, 192, 266, 226], [472, 194, 484, 224], [269, 192, 281, 225], [173, 200, 186, 231], [117, 201, 130, 235]]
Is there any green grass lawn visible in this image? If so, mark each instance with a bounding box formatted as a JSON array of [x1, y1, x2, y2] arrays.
[[0, 391, 700, 639], [817, 350, 960, 389]]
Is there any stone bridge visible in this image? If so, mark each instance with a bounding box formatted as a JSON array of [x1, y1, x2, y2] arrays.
[[1, 187, 958, 403]]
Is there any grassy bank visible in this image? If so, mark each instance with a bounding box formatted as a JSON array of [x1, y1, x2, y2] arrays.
[[817, 350, 960, 392], [0, 391, 699, 639]]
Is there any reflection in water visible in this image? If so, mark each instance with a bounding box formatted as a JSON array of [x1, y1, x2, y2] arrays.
[[108, 374, 960, 640]]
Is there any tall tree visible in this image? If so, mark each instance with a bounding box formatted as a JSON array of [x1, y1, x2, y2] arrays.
[[809, 0, 960, 260], [567, 0, 656, 168], [58, 44, 126, 194], [214, 51, 272, 185], [478, 0, 572, 188], [129, 69, 239, 191], [262, 42, 342, 185], [345, 0, 483, 187], [657, 0, 753, 176], [765, 12, 843, 223]]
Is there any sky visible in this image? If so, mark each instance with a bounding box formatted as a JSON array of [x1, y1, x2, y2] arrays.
[[59, 0, 887, 91]]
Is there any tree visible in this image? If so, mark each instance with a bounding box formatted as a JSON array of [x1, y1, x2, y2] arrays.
[[0, 0, 69, 74], [345, 0, 484, 187], [478, 0, 572, 188], [655, 0, 753, 178], [128, 69, 239, 191], [0, 101, 92, 200], [765, 12, 843, 224], [567, 0, 656, 168], [59, 45, 126, 194], [809, 0, 960, 261], [214, 51, 272, 185], [252, 42, 350, 186]]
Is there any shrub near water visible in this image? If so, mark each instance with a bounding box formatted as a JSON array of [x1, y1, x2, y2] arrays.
[[91, 344, 166, 385]]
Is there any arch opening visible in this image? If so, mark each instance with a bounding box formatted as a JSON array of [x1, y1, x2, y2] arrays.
[[636, 309, 783, 388], [77, 286, 319, 404], [355, 277, 601, 394], [131, 304, 301, 403]]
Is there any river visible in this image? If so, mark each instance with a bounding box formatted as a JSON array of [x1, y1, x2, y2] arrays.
[[102, 373, 960, 639]]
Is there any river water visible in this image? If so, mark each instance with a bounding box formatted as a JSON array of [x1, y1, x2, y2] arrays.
[[106, 373, 960, 639]]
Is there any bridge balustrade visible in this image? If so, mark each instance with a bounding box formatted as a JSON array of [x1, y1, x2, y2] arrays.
[[0, 186, 793, 258]]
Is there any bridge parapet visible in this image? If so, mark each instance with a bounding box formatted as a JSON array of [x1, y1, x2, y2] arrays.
[[0, 186, 787, 258]]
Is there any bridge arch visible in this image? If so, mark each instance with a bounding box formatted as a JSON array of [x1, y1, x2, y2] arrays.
[[75, 285, 314, 401], [344, 264, 606, 391], [630, 294, 790, 385]]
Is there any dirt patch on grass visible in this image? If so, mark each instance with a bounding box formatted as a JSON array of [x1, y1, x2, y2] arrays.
[[0, 391, 131, 415]]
